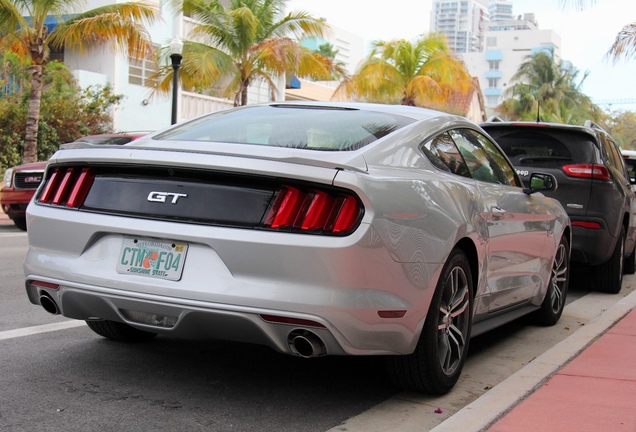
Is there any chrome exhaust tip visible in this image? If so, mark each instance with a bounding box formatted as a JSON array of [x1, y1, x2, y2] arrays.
[[288, 330, 327, 358], [39, 292, 60, 315]]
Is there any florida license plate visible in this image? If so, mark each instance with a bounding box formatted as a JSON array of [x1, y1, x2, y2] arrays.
[[116, 237, 188, 281]]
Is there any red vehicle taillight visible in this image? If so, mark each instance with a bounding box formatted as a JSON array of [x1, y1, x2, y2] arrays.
[[571, 221, 602, 229], [562, 164, 610, 181], [264, 186, 363, 235], [38, 167, 95, 208]]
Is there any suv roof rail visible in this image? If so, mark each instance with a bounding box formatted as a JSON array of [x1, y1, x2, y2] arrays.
[[485, 116, 504, 122], [584, 120, 604, 131]]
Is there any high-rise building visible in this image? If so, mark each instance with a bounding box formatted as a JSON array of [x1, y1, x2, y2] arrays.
[[430, 0, 489, 53], [461, 12, 561, 110], [488, 0, 513, 21]]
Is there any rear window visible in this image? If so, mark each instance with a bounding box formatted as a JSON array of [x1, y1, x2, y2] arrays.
[[154, 105, 415, 151], [485, 127, 598, 169]]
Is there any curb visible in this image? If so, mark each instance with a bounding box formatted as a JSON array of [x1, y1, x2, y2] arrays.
[[430, 288, 636, 432]]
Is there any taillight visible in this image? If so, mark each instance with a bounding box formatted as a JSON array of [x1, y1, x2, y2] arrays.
[[264, 186, 363, 235], [562, 164, 610, 181], [572, 221, 602, 229], [267, 186, 306, 229], [38, 167, 94, 208]]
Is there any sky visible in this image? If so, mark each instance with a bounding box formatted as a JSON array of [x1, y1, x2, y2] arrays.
[[286, 0, 636, 111]]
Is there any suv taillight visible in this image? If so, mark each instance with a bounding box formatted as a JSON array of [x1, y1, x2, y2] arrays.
[[562, 164, 610, 181], [38, 167, 95, 208], [264, 186, 362, 235]]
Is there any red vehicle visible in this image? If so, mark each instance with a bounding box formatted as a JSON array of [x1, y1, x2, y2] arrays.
[[1, 133, 146, 230]]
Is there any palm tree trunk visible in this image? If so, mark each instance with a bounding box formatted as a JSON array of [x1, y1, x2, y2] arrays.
[[240, 82, 249, 106], [24, 63, 43, 164], [401, 93, 416, 106]]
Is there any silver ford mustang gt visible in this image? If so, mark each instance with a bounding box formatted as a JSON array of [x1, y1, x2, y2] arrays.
[[24, 102, 570, 395]]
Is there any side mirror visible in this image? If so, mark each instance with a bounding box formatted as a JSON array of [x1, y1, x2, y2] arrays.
[[523, 172, 557, 195]]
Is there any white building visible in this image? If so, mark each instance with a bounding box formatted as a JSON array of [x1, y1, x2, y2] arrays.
[[60, 0, 233, 133], [488, 0, 513, 21], [430, 0, 489, 54], [461, 13, 561, 110], [298, 25, 365, 76], [52, 1, 364, 134]]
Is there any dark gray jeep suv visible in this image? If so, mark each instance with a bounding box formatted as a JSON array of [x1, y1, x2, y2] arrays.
[[482, 119, 636, 294]]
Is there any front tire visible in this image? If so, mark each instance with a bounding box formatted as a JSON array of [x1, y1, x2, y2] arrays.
[[534, 235, 570, 326], [387, 249, 473, 395], [86, 320, 157, 342], [13, 217, 27, 231], [594, 227, 624, 294]]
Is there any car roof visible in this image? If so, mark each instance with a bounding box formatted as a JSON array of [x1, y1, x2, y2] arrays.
[[621, 149, 636, 159], [5, 133, 149, 170], [8, 161, 48, 171], [480, 118, 607, 140]]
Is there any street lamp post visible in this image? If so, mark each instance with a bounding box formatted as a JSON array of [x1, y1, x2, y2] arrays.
[[170, 37, 184, 125]]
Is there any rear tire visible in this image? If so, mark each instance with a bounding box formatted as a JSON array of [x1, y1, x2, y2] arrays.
[[624, 244, 636, 275], [86, 320, 157, 342], [594, 227, 624, 294], [13, 217, 27, 231], [534, 235, 570, 326], [387, 249, 473, 395]]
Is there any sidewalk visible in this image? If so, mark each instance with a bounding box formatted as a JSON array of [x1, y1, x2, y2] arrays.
[[433, 288, 636, 432], [488, 305, 636, 432]]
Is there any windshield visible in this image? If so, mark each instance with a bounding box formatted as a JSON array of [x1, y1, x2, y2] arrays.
[[154, 105, 415, 151]]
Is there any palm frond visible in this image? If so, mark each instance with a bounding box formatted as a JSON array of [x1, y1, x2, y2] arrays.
[[47, 2, 160, 59], [557, 0, 596, 11], [607, 23, 636, 63], [151, 40, 235, 96], [349, 34, 473, 108]]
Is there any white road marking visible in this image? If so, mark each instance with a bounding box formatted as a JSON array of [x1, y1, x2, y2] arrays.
[[0, 232, 27, 237], [0, 321, 86, 341]]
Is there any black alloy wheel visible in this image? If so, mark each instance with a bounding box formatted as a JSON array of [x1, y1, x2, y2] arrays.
[[535, 235, 570, 326], [387, 249, 473, 395]]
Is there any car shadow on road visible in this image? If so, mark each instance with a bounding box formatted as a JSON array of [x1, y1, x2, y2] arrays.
[[85, 335, 397, 425], [467, 264, 599, 362]]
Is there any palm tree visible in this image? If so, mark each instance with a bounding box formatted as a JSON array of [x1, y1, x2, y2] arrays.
[[335, 34, 474, 108], [0, 0, 160, 164], [156, 0, 344, 107], [497, 51, 597, 123]]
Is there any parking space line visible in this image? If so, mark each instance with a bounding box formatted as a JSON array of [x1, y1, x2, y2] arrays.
[[0, 232, 27, 237], [0, 321, 86, 341]]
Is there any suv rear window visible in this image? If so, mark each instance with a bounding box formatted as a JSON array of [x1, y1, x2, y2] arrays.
[[485, 128, 598, 168], [154, 105, 415, 151]]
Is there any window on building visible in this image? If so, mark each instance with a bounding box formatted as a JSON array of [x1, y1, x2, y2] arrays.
[[486, 95, 499, 107], [489, 60, 500, 71], [129, 45, 159, 87], [488, 78, 499, 88], [487, 37, 497, 47]]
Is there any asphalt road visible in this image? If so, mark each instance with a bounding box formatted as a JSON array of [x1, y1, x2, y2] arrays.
[[1, 222, 633, 431]]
